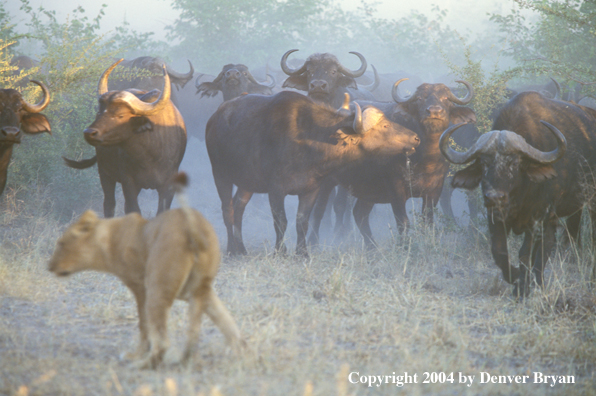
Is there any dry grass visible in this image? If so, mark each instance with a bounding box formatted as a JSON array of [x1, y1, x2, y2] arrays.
[[0, 186, 595, 396]]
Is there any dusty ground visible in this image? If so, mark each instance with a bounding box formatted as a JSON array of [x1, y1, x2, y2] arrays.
[[0, 152, 595, 395]]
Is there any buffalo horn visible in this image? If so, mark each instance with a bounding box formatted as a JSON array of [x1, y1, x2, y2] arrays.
[[352, 102, 363, 134], [359, 64, 380, 92], [98, 58, 124, 96], [112, 65, 171, 116], [280, 49, 307, 76], [447, 80, 474, 105], [338, 52, 367, 78], [165, 60, 194, 88], [21, 80, 50, 113], [515, 121, 566, 164], [550, 77, 561, 100], [439, 123, 480, 164], [391, 78, 411, 103]]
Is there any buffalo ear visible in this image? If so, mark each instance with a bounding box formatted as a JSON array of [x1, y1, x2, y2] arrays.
[[338, 75, 357, 90], [450, 106, 477, 125], [196, 82, 222, 98], [131, 116, 153, 133], [20, 113, 51, 135], [452, 160, 482, 190], [526, 164, 557, 182], [282, 76, 308, 92], [333, 129, 360, 145]]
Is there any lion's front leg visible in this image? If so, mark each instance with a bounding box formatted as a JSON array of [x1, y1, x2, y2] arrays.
[[121, 285, 150, 361]]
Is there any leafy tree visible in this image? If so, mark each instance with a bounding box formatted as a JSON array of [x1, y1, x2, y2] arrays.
[[165, 0, 373, 72], [490, 0, 596, 98], [360, 5, 468, 78], [4, 1, 167, 219]]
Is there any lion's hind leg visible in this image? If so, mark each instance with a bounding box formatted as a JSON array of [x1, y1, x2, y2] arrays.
[[180, 286, 207, 365], [136, 255, 191, 369], [204, 286, 243, 351]]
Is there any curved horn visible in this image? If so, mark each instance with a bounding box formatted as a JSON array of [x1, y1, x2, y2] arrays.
[[516, 121, 566, 164], [194, 73, 206, 90], [263, 73, 276, 88], [447, 80, 474, 105], [98, 58, 124, 96], [359, 64, 380, 92], [338, 51, 367, 78], [352, 102, 363, 134], [280, 49, 307, 76], [391, 78, 411, 103], [550, 77, 561, 100], [21, 80, 51, 113], [165, 59, 194, 88], [336, 93, 351, 117], [115, 65, 171, 116], [439, 123, 483, 164]]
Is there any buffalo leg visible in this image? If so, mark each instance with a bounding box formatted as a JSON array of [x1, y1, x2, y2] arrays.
[[487, 213, 519, 285], [516, 231, 533, 298], [268, 192, 288, 255], [295, 189, 319, 257], [466, 190, 479, 219], [308, 179, 336, 246], [353, 199, 376, 249], [531, 218, 557, 288], [99, 176, 117, 218], [391, 198, 409, 235], [232, 188, 253, 255], [439, 182, 455, 219], [157, 185, 175, 215], [333, 186, 352, 239], [562, 211, 582, 248], [122, 182, 142, 215], [213, 176, 236, 255], [422, 194, 439, 226]]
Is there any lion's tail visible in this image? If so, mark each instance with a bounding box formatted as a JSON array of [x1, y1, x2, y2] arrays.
[[172, 172, 208, 252]]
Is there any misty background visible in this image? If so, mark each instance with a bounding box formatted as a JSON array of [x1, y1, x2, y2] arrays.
[[1, 0, 593, 250]]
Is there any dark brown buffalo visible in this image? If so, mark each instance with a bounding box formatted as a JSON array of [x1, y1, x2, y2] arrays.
[[108, 56, 194, 92], [9, 55, 40, 88], [64, 59, 187, 217], [206, 91, 420, 256], [441, 91, 596, 297], [280, 49, 377, 109], [309, 79, 476, 247], [281, 50, 379, 240], [196, 63, 275, 101], [0, 80, 51, 195]]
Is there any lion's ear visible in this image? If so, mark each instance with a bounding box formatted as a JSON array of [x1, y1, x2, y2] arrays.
[[77, 210, 99, 233]]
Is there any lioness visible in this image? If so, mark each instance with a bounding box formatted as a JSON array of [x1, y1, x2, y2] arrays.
[[48, 174, 243, 369]]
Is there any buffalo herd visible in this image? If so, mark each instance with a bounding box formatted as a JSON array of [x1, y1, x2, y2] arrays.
[[5, 51, 596, 298]]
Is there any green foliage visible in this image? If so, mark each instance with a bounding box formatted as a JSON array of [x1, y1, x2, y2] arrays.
[[165, 0, 371, 72], [440, 35, 521, 134], [3, 1, 166, 220], [490, 0, 596, 97], [362, 5, 466, 77]]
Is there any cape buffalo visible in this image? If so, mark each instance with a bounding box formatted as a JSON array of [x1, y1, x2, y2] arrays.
[[108, 56, 194, 92], [0, 80, 51, 195], [64, 59, 187, 217], [206, 91, 420, 257], [281, 49, 379, 240], [441, 91, 596, 297], [196, 63, 275, 101], [309, 79, 476, 247]]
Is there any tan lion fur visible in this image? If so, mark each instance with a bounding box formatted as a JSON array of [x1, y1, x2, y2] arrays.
[[48, 195, 243, 369]]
